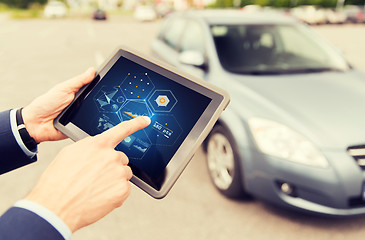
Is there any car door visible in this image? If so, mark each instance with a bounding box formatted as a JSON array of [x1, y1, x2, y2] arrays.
[[177, 19, 207, 79], [151, 16, 187, 66], [152, 16, 207, 79]]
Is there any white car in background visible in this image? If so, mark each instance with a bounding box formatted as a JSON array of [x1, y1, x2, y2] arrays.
[[291, 6, 327, 25], [324, 9, 347, 24], [44, 1, 67, 18], [134, 5, 157, 21]]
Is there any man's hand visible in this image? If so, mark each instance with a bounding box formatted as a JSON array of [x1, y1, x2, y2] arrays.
[[25, 116, 150, 232], [22, 68, 96, 143]]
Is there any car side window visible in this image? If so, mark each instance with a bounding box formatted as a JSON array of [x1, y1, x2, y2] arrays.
[[179, 21, 205, 54], [160, 18, 187, 50]]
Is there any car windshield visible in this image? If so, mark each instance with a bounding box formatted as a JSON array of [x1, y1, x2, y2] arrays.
[[211, 24, 350, 74]]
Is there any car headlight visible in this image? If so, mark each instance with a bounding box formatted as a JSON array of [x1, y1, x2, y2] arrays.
[[248, 117, 328, 168]]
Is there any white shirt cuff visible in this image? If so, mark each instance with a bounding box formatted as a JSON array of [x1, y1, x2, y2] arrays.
[[14, 199, 72, 240], [10, 109, 37, 158]]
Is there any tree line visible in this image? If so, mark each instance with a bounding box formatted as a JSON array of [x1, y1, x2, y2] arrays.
[[0, 0, 47, 9], [211, 0, 364, 9], [1, 0, 364, 10]]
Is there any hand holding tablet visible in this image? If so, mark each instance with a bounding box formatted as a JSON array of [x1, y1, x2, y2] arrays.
[[55, 47, 230, 198]]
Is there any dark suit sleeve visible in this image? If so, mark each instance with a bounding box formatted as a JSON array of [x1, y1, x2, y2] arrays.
[[0, 110, 37, 175], [0, 111, 65, 239], [0, 207, 64, 240]]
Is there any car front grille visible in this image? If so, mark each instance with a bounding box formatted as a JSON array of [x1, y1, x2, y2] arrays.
[[348, 145, 365, 169]]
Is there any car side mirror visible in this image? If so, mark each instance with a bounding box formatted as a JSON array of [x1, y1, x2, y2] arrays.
[[178, 50, 207, 69]]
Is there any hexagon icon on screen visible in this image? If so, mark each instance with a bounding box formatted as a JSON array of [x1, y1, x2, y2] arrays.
[[117, 131, 151, 160], [94, 86, 125, 113], [119, 100, 153, 120], [155, 95, 169, 107], [148, 90, 177, 113], [146, 114, 182, 146], [120, 72, 154, 100]]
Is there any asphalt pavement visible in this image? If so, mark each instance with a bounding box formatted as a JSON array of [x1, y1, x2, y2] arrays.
[[1, 15, 365, 240]]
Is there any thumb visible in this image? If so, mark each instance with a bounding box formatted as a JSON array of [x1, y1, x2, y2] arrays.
[[98, 116, 151, 148], [63, 68, 96, 93]]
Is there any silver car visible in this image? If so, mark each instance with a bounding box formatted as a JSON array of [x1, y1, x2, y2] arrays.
[[151, 10, 365, 216]]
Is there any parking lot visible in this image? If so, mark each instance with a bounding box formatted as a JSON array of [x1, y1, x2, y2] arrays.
[[1, 15, 365, 240]]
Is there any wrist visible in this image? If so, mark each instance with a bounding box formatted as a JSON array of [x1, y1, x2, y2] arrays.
[[16, 108, 39, 150], [14, 199, 73, 240], [25, 190, 79, 233], [22, 106, 40, 143]]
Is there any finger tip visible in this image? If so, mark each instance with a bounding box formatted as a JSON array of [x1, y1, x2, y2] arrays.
[[83, 68, 96, 83], [141, 116, 151, 125], [86, 67, 96, 76]]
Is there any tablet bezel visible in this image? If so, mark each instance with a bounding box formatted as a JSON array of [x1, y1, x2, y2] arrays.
[[54, 46, 230, 199]]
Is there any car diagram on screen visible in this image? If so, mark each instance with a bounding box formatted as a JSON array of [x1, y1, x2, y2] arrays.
[[94, 86, 125, 113], [93, 71, 183, 159], [96, 114, 116, 131]]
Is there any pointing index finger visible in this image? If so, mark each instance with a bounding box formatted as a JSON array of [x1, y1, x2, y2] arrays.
[[98, 116, 151, 148]]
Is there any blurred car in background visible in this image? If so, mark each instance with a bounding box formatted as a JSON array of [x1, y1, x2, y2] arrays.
[[43, 1, 67, 18], [151, 10, 365, 216], [92, 9, 107, 20], [324, 9, 347, 24], [290, 5, 327, 25], [134, 5, 157, 21], [155, 3, 173, 18], [343, 5, 365, 23]]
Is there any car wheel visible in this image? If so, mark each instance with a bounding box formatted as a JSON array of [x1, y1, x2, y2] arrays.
[[206, 125, 250, 199]]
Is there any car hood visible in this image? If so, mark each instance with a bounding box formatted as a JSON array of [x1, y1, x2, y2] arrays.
[[223, 70, 365, 150]]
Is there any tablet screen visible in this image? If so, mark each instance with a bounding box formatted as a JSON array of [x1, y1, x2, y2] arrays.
[[62, 56, 212, 190]]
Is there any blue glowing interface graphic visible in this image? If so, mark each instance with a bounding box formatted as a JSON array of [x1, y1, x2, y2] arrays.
[[68, 57, 212, 189]]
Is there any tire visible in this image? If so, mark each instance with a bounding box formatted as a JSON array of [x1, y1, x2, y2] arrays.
[[205, 125, 250, 199]]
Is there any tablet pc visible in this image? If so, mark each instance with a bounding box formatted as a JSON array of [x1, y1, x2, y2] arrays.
[[54, 47, 230, 199]]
